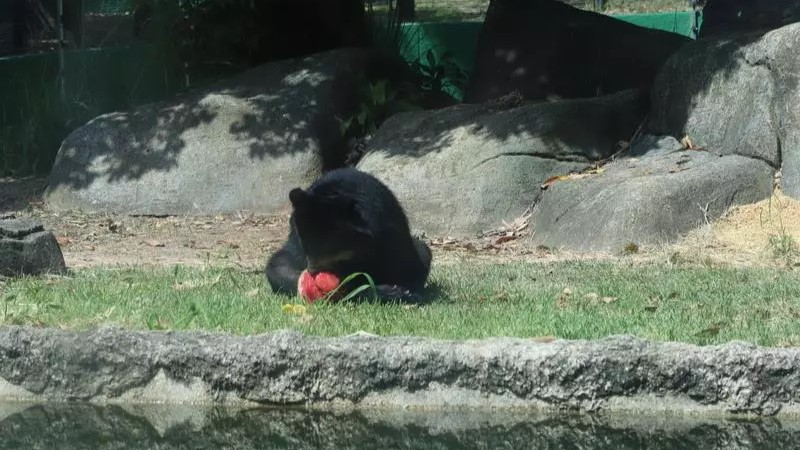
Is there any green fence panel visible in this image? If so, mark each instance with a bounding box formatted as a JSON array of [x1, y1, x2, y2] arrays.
[[614, 11, 695, 36], [395, 11, 698, 100], [0, 45, 177, 175]]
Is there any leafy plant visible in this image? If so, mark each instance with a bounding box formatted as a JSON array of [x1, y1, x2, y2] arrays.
[[338, 78, 422, 138], [768, 233, 798, 264], [409, 49, 468, 96]]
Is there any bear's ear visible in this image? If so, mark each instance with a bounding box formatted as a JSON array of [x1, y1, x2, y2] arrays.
[[289, 188, 311, 209]]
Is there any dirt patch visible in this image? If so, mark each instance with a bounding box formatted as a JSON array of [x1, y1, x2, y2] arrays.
[[3, 176, 799, 271], [1, 177, 560, 271]]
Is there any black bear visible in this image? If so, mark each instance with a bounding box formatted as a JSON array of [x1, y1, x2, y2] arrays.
[[266, 168, 432, 302]]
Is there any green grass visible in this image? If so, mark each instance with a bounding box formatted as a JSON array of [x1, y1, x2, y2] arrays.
[[2, 261, 799, 346]]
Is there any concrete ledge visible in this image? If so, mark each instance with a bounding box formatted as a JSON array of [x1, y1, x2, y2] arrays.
[[0, 326, 799, 417]]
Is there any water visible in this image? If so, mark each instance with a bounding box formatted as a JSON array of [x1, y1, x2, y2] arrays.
[[0, 402, 799, 449]]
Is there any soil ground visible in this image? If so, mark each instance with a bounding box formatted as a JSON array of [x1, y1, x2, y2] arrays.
[[3, 176, 800, 272]]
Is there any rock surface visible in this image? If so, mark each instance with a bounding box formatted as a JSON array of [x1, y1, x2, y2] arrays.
[[0, 326, 799, 416], [531, 151, 774, 252], [44, 48, 386, 215], [464, 0, 689, 102], [647, 22, 800, 194], [358, 90, 645, 237], [1, 402, 799, 449], [0, 218, 67, 276]]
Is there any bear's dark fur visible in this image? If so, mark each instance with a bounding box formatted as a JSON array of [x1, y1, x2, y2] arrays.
[[266, 168, 432, 302]]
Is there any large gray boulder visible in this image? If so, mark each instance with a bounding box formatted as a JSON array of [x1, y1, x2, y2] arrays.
[[358, 90, 645, 237], [45, 48, 385, 215], [0, 218, 67, 276], [531, 149, 774, 252], [647, 23, 800, 198]]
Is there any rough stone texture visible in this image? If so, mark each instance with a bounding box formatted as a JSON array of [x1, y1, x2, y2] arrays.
[[1, 403, 799, 449], [701, 0, 800, 37], [1, 326, 799, 417], [357, 90, 645, 237], [531, 151, 774, 252], [628, 134, 684, 158], [44, 48, 387, 215], [769, 26, 800, 199], [0, 218, 67, 276], [647, 23, 800, 179], [464, 0, 689, 103]]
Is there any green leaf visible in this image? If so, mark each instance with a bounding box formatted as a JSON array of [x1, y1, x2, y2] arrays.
[[425, 49, 436, 68], [339, 117, 353, 136], [356, 110, 368, 126], [372, 80, 388, 105], [324, 272, 378, 302]]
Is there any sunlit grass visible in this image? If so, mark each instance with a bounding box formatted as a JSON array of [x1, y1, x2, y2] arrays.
[[2, 261, 799, 347]]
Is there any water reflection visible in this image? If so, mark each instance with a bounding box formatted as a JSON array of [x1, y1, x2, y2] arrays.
[[0, 402, 799, 449]]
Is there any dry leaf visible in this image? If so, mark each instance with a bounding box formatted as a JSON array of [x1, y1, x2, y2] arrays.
[[282, 304, 307, 315], [56, 236, 72, 246], [680, 135, 693, 149], [584, 166, 606, 175], [493, 234, 517, 245], [556, 288, 572, 308], [601, 296, 618, 304], [680, 135, 706, 151], [297, 314, 314, 324], [173, 280, 201, 291], [541, 175, 570, 190], [186, 240, 211, 250], [570, 173, 590, 180], [143, 239, 166, 247]]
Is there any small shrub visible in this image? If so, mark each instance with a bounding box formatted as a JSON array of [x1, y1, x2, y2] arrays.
[[768, 233, 798, 264]]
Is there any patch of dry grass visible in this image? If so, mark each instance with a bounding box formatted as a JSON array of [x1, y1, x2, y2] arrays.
[[668, 190, 800, 268]]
